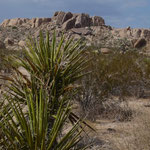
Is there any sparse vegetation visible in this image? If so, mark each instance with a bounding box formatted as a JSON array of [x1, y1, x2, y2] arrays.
[[76, 49, 150, 121], [0, 32, 91, 149], [1, 31, 150, 149]]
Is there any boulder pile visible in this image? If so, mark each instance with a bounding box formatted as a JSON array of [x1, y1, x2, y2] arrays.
[[52, 11, 105, 30], [1, 11, 105, 30], [0, 11, 150, 52]]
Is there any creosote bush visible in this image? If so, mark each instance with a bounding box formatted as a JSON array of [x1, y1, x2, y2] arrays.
[[76, 49, 150, 121]]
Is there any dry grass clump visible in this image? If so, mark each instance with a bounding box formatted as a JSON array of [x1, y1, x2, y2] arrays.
[[112, 104, 150, 150]]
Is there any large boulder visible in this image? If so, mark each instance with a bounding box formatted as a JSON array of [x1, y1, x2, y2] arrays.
[[119, 29, 131, 38], [132, 29, 142, 38], [62, 12, 73, 24], [35, 18, 44, 27], [75, 13, 92, 28], [56, 11, 66, 24], [71, 28, 92, 35], [134, 38, 147, 48], [34, 18, 51, 27], [62, 17, 76, 30], [92, 16, 105, 26], [30, 18, 36, 28]]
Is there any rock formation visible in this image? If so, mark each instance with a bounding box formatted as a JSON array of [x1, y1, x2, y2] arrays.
[[0, 11, 150, 52]]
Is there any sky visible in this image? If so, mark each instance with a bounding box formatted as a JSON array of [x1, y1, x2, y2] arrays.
[[0, 0, 150, 28]]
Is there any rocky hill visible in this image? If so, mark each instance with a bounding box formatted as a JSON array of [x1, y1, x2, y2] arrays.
[[0, 11, 150, 52]]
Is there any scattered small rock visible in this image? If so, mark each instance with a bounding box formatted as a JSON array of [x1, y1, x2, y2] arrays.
[[101, 48, 112, 54], [92, 16, 105, 26]]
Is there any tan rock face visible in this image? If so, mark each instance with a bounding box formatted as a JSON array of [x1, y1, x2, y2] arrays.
[[56, 11, 66, 24], [75, 13, 92, 28], [71, 28, 91, 35], [1, 17, 51, 28], [62, 17, 76, 30], [134, 38, 147, 48], [119, 29, 129, 38], [131, 29, 141, 38], [62, 12, 73, 24], [53, 11, 105, 29], [1, 11, 150, 51], [34, 18, 51, 27], [1, 18, 30, 27], [92, 16, 105, 26], [1, 11, 106, 30], [1, 19, 10, 27]]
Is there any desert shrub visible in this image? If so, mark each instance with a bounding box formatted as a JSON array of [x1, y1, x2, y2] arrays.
[[76, 50, 150, 121], [91, 51, 145, 97]]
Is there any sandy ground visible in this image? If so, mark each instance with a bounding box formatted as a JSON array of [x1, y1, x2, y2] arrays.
[[83, 97, 150, 150]]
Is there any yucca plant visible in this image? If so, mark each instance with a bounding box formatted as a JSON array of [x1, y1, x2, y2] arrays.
[[2, 31, 90, 118], [0, 31, 92, 149], [1, 84, 86, 149], [4, 31, 88, 108]]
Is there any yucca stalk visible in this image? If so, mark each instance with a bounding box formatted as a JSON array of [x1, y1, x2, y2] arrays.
[[0, 31, 92, 149]]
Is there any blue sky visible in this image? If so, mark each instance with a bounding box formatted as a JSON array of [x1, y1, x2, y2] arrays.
[[0, 0, 150, 28]]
